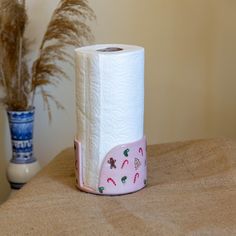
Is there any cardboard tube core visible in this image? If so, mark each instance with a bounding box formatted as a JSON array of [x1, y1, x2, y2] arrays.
[[97, 47, 123, 52]]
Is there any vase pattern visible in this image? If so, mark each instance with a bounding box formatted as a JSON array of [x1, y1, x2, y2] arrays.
[[7, 108, 36, 164]]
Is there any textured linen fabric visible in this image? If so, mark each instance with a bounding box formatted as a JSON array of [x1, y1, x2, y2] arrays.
[[0, 138, 236, 235]]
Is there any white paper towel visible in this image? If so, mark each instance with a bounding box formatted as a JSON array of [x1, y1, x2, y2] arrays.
[[75, 44, 144, 189]]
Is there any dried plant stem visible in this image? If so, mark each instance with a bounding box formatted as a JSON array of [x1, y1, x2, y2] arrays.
[[17, 0, 25, 103], [0, 67, 6, 88], [17, 37, 23, 101]]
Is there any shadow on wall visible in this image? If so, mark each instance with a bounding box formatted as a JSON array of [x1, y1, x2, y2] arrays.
[[0, 109, 11, 204]]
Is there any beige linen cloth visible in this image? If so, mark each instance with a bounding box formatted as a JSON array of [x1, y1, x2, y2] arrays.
[[0, 138, 236, 235]]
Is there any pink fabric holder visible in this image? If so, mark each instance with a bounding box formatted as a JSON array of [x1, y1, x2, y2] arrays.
[[74, 136, 147, 195]]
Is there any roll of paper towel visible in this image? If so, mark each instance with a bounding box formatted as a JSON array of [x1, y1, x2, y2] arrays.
[[75, 44, 144, 190]]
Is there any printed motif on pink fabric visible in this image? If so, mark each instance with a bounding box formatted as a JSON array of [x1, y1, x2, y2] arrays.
[[121, 159, 129, 169], [98, 137, 147, 195], [107, 177, 117, 186], [139, 147, 144, 156], [133, 173, 140, 183], [107, 157, 117, 169], [134, 158, 141, 170]]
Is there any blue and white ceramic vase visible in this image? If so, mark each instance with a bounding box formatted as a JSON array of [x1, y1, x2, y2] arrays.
[[6, 107, 40, 189]]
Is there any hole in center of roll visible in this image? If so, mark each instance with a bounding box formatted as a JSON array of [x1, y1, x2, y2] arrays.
[[97, 47, 123, 52]]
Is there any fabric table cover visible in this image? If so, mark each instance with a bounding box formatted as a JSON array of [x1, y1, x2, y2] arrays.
[[0, 138, 236, 235]]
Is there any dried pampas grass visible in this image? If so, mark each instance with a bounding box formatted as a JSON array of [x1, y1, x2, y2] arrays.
[[0, 0, 30, 110], [0, 0, 95, 120]]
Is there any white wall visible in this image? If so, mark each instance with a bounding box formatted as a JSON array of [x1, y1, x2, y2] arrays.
[[89, 0, 213, 144], [1, 0, 236, 203], [84, 0, 236, 144]]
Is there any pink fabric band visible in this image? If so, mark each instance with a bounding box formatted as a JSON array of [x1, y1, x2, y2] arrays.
[[74, 136, 147, 195]]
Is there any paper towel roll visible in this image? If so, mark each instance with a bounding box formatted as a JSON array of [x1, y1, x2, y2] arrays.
[[75, 44, 144, 190]]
